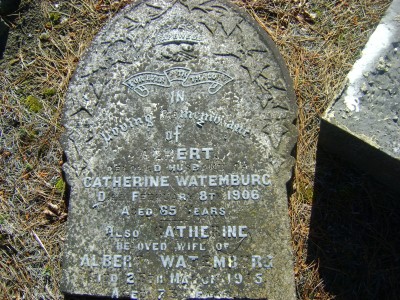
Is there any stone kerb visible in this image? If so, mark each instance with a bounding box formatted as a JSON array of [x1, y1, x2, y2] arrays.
[[320, 0, 400, 193]]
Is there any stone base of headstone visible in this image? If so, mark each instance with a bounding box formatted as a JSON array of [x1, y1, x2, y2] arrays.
[[320, 0, 400, 193]]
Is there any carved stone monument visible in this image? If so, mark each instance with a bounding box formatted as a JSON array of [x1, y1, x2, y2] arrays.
[[61, 0, 297, 299]]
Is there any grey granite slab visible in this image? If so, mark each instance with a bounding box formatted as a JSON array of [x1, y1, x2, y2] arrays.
[[60, 0, 297, 299], [320, 0, 400, 192]]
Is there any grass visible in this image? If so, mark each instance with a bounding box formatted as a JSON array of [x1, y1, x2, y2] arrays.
[[0, 0, 392, 299]]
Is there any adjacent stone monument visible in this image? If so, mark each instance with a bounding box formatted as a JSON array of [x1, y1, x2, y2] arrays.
[[61, 0, 297, 299], [320, 0, 400, 192]]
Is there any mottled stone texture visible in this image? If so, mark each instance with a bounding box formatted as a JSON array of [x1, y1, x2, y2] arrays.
[[320, 0, 400, 193], [61, 0, 297, 299]]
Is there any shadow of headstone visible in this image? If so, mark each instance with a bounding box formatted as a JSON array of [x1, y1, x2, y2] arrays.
[[307, 146, 400, 299], [0, 0, 21, 59], [0, 19, 9, 59]]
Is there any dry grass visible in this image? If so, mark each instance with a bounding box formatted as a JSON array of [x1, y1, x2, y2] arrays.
[[0, 0, 391, 299]]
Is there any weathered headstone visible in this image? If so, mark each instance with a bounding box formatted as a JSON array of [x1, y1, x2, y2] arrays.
[[61, 0, 297, 299], [320, 0, 400, 193]]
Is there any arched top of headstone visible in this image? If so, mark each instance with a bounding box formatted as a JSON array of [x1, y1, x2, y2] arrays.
[[61, 0, 297, 299]]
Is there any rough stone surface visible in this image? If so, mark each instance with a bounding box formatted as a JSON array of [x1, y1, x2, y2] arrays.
[[321, 0, 400, 191], [60, 0, 297, 299]]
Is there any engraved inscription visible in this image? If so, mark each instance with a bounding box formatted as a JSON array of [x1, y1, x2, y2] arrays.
[[123, 67, 233, 97], [61, 0, 297, 299], [154, 18, 203, 62]]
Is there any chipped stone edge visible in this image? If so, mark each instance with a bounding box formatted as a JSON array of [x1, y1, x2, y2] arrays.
[[319, 0, 400, 193]]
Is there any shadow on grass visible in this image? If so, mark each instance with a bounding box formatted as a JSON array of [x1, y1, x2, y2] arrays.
[[0, 19, 10, 59], [0, 0, 21, 59], [308, 147, 400, 300]]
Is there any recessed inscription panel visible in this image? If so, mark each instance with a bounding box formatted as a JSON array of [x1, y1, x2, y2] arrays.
[[61, 1, 297, 299]]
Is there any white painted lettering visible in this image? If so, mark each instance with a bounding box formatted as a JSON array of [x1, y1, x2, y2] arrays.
[[193, 207, 225, 216], [176, 148, 214, 160], [132, 191, 139, 201], [215, 243, 229, 250], [202, 148, 213, 159], [222, 225, 248, 238], [213, 256, 238, 269], [111, 287, 119, 298], [126, 273, 135, 284], [80, 254, 90, 267], [106, 227, 140, 239], [113, 255, 122, 268], [176, 242, 206, 251], [92, 177, 102, 187], [164, 225, 209, 238], [116, 241, 130, 251], [83, 174, 270, 188], [164, 226, 174, 238], [130, 291, 138, 299], [83, 177, 91, 187], [177, 148, 186, 160], [251, 255, 273, 269], [262, 174, 271, 185], [123, 176, 131, 187], [189, 148, 200, 160], [103, 255, 112, 267], [170, 272, 189, 284], [160, 255, 187, 268], [103, 176, 111, 186], [112, 177, 122, 188], [213, 256, 225, 268], [79, 254, 133, 268], [121, 206, 129, 216], [98, 191, 106, 202]]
